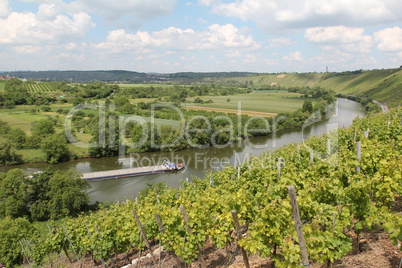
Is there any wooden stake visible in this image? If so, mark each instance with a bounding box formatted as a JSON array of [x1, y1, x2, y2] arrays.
[[356, 141, 361, 173], [310, 153, 314, 164], [132, 209, 157, 265], [180, 205, 206, 268], [288, 186, 309, 266], [231, 210, 250, 268], [277, 158, 282, 180], [327, 139, 331, 155], [154, 214, 184, 267], [62, 225, 80, 263]]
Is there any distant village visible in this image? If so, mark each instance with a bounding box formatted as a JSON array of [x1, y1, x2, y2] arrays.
[[0, 74, 28, 82]]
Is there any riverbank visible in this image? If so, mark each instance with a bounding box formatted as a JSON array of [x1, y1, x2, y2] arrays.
[[0, 98, 366, 203]]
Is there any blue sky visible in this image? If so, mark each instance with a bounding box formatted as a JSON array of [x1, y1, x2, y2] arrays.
[[1, 0, 402, 73]]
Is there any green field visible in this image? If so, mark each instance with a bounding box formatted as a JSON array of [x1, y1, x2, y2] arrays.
[[118, 84, 174, 88], [21, 82, 60, 93], [219, 69, 402, 107], [0, 82, 4, 91], [186, 92, 304, 114]]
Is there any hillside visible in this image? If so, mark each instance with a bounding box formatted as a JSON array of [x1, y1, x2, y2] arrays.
[[216, 69, 402, 107], [3, 107, 401, 268]]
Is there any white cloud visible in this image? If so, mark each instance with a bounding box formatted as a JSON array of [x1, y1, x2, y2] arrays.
[[67, 0, 176, 21], [269, 37, 297, 48], [0, 10, 95, 44], [200, 0, 402, 33], [283, 51, 303, 61], [305, 26, 373, 53], [37, 3, 61, 21], [0, 0, 9, 18], [13, 45, 41, 54], [374, 27, 402, 52], [93, 24, 259, 53]]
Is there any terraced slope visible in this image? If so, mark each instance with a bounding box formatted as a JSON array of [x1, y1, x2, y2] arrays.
[[221, 68, 402, 107]]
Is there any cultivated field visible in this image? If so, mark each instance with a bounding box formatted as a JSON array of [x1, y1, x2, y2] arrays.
[[185, 92, 304, 114], [118, 84, 174, 88], [21, 82, 60, 93]]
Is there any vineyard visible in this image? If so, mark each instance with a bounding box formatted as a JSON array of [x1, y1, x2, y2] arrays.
[[21, 82, 59, 93], [8, 109, 402, 267]]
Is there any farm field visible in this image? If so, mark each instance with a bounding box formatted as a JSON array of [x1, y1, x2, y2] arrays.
[[118, 83, 174, 88], [185, 92, 304, 114], [21, 82, 60, 93]]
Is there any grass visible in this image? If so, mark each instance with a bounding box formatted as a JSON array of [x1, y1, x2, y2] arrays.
[[186, 92, 304, 114], [118, 84, 174, 88], [19, 149, 46, 163], [0, 82, 4, 91]]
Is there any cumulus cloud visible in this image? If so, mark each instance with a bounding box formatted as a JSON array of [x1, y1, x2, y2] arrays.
[[374, 27, 402, 52], [199, 0, 402, 33], [0, 0, 9, 18], [37, 3, 61, 21], [67, 0, 176, 21], [283, 51, 303, 61], [304, 26, 373, 53], [0, 7, 95, 44], [92, 24, 259, 53]]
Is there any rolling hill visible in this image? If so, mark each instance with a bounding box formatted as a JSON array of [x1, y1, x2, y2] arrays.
[[216, 68, 402, 107]]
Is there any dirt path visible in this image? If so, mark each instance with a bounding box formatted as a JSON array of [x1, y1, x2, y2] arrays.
[[373, 100, 389, 113]]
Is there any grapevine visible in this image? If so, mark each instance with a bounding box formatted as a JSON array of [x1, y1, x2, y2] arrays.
[[18, 108, 402, 267]]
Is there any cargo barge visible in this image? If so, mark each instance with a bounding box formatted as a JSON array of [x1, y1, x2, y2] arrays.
[[82, 162, 185, 181]]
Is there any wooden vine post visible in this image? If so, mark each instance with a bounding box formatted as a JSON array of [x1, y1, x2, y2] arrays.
[[180, 205, 206, 268], [356, 141, 361, 173], [62, 225, 80, 264], [154, 213, 184, 267], [132, 209, 157, 265], [277, 158, 282, 180], [231, 210, 250, 268], [288, 186, 309, 266]]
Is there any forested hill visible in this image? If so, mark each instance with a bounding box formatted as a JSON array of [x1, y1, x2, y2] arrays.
[[0, 70, 149, 83], [213, 68, 402, 108], [0, 70, 256, 83]]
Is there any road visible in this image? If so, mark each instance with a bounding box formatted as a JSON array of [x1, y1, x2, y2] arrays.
[[373, 100, 389, 113]]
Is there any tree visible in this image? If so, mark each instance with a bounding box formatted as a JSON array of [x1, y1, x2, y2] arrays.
[[31, 119, 55, 136], [0, 138, 21, 165], [302, 100, 313, 114], [0, 217, 38, 267], [7, 128, 27, 149], [0, 119, 11, 135], [47, 170, 90, 219], [0, 169, 30, 218], [40, 134, 70, 164], [29, 169, 90, 220], [89, 115, 121, 157]]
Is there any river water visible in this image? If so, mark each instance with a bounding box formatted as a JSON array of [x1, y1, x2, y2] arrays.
[[0, 99, 365, 203]]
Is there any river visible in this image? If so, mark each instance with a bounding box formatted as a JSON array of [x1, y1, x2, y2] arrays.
[[0, 99, 365, 203]]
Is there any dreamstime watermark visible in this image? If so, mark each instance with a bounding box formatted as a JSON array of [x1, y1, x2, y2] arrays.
[[64, 100, 341, 167]]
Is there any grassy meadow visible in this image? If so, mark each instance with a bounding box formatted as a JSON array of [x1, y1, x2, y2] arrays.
[[186, 92, 304, 115]]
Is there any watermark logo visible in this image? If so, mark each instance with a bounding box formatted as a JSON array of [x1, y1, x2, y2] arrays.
[[64, 100, 340, 169]]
